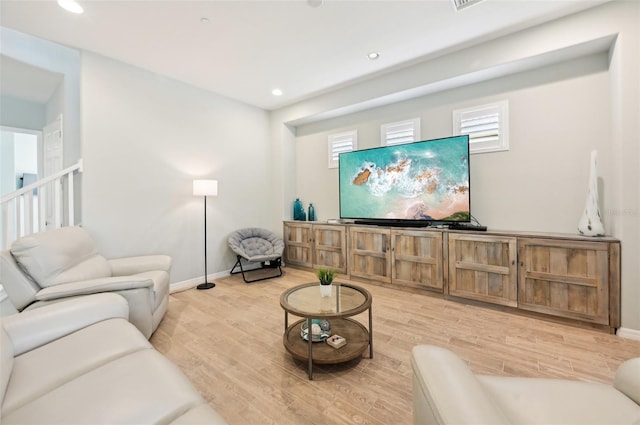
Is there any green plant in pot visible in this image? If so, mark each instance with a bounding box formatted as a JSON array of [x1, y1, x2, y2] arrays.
[[317, 268, 335, 297]]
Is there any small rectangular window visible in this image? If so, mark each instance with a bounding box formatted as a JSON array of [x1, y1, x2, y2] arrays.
[[453, 100, 509, 154], [328, 130, 357, 169], [381, 118, 421, 146]]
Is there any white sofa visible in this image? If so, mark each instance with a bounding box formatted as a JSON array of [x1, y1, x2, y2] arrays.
[[1, 226, 170, 338], [1, 293, 226, 424], [411, 345, 640, 425]]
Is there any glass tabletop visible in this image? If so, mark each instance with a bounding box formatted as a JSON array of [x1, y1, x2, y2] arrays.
[[280, 282, 372, 318]]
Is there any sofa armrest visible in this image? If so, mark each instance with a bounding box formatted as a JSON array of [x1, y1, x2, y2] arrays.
[[35, 276, 154, 301], [614, 357, 640, 405], [2, 293, 129, 356], [108, 255, 172, 276], [411, 345, 509, 425]]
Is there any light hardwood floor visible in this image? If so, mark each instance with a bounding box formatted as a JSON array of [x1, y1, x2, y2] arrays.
[[150, 267, 640, 425]]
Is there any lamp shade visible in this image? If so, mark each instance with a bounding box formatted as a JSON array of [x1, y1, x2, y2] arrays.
[[193, 179, 218, 196]]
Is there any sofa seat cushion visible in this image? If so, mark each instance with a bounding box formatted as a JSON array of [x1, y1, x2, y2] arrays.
[[478, 375, 640, 425], [10, 227, 111, 287], [2, 318, 151, 414], [2, 348, 211, 425]]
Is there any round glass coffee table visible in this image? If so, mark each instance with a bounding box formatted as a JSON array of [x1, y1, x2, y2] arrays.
[[280, 282, 373, 380]]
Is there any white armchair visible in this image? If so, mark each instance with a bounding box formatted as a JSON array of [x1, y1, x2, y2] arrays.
[[0, 226, 170, 338], [411, 345, 640, 424]]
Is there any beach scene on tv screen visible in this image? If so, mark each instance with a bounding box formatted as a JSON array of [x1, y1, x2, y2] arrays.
[[340, 136, 470, 221]]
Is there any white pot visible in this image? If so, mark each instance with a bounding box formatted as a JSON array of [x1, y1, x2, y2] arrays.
[[319, 284, 332, 297]]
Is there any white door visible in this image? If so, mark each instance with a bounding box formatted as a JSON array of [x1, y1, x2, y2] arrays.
[[43, 115, 63, 229]]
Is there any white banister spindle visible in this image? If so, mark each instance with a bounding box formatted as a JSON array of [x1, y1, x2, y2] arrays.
[[39, 185, 47, 231], [53, 179, 62, 229], [16, 197, 23, 238], [23, 192, 33, 236], [67, 171, 75, 226], [0, 160, 82, 250], [1, 201, 13, 248]]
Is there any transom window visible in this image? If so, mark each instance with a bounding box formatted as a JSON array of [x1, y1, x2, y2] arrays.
[[328, 130, 357, 169], [380, 118, 421, 146], [453, 100, 509, 154]]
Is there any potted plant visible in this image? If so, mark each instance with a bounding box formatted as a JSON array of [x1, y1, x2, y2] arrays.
[[317, 268, 335, 297]]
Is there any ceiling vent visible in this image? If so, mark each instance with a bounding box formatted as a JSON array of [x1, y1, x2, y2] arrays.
[[452, 0, 485, 11]]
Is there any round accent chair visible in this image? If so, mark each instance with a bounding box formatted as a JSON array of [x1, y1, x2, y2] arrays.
[[228, 228, 284, 283]]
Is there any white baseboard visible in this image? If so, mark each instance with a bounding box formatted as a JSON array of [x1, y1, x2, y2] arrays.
[[616, 327, 640, 341], [170, 271, 230, 294]]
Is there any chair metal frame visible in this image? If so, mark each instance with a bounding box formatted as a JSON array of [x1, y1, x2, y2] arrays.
[[230, 255, 283, 283]]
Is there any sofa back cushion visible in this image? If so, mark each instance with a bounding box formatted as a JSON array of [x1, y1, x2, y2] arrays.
[[10, 227, 111, 288], [1, 322, 14, 406]]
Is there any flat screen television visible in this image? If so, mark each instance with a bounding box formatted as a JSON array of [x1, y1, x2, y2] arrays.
[[339, 135, 470, 227]]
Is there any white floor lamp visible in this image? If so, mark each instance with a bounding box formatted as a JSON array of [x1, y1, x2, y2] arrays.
[[193, 179, 218, 290]]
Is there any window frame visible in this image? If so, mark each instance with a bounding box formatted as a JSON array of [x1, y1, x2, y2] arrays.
[[380, 117, 421, 146], [328, 129, 358, 169], [453, 100, 509, 154]]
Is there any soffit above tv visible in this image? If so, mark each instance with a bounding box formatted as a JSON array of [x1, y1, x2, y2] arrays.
[[286, 34, 616, 127]]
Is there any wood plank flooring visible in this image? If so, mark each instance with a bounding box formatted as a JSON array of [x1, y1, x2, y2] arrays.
[[150, 268, 640, 425]]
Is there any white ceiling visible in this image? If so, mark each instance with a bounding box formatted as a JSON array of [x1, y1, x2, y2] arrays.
[[0, 0, 608, 111]]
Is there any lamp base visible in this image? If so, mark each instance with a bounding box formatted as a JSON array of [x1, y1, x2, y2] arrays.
[[196, 282, 216, 290]]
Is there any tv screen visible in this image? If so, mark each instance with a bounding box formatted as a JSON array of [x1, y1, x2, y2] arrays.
[[339, 135, 470, 225]]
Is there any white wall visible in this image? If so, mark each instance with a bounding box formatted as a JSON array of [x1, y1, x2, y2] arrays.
[[80, 52, 273, 283], [272, 1, 640, 332], [295, 53, 610, 233]]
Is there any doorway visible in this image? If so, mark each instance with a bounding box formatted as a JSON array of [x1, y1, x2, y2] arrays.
[[1, 126, 42, 233], [0, 126, 40, 194]]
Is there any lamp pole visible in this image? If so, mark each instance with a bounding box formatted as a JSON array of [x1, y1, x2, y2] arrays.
[[193, 179, 218, 290]]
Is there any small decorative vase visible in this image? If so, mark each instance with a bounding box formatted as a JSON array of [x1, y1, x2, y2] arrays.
[[319, 284, 332, 298], [293, 198, 305, 221], [578, 150, 605, 237], [308, 203, 316, 221]]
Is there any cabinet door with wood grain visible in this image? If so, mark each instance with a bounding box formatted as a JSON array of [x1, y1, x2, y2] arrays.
[[348, 226, 391, 283], [448, 233, 517, 306], [283, 222, 313, 268], [518, 238, 609, 325], [392, 229, 443, 292], [313, 224, 347, 273]]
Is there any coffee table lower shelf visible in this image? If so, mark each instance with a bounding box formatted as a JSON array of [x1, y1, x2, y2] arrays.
[[283, 318, 370, 365]]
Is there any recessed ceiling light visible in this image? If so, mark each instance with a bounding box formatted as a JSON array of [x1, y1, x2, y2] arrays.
[[272, 89, 283, 96], [367, 52, 380, 60], [200, 17, 210, 24], [57, 0, 83, 14]]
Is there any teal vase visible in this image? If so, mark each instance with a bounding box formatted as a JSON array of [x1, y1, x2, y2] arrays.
[[293, 198, 305, 221], [308, 203, 316, 221]]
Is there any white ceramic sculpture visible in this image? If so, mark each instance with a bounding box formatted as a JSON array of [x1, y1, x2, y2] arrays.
[[578, 150, 605, 236]]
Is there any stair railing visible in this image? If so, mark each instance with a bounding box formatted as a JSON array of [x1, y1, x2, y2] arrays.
[[0, 159, 83, 250]]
